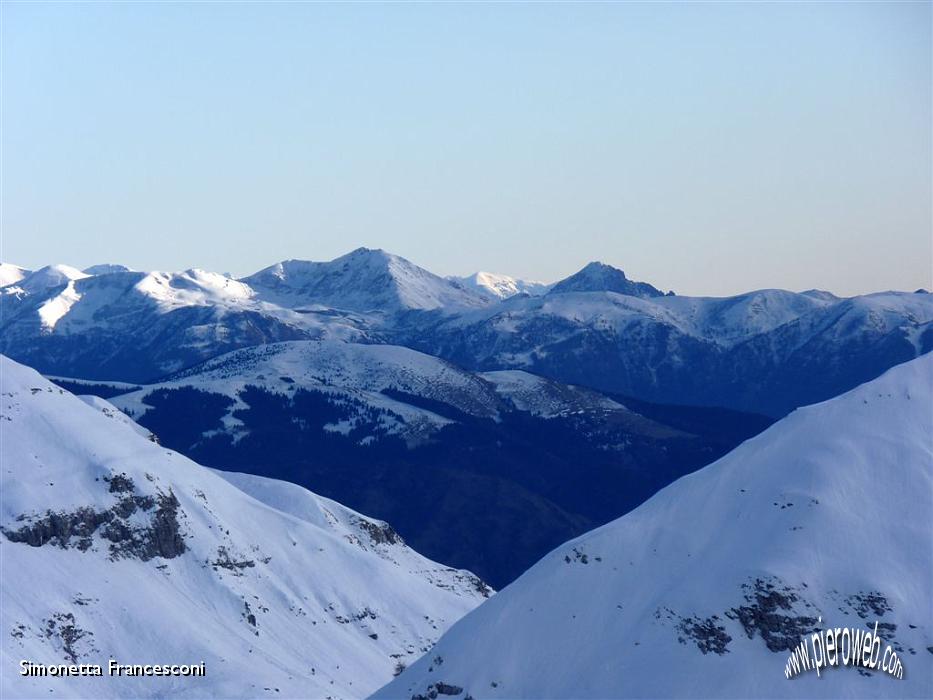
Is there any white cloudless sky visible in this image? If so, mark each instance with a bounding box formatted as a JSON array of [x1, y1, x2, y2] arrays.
[[1, 2, 930, 296]]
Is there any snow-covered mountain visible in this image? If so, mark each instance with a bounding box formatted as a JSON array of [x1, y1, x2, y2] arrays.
[[108, 340, 661, 445], [88, 339, 726, 587], [448, 272, 550, 300], [548, 261, 668, 298], [0, 262, 30, 289], [3, 250, 930, 414], [243, 249, 490, 313], [110, 340, 508, 446], [377, 353, 933, 699], [0, 356, 490, 699], [0, 264, 88, 297], [0, 266, 368, 381], [82, 264, 134, 275], [404, 288, 933, 415]]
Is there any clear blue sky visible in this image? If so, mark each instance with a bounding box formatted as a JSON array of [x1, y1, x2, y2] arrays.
[[2, 1, 930, 296]]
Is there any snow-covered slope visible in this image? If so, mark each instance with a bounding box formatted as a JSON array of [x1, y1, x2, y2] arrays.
[[435, 287, 838, 351], [0, 263, 30, 289], [0, 267, 369, 381], [106, 341, 684, 451], [0, 356, 490, 699], [0, 264, 87, 298], [19, 264, 89, 291], [479, 370, 628, 419], [377, 354, 933, 699], [449, 272, 550, 300], [407, 288, 932, 415], [243, 249, 490, 313], [75, 394, 158, 440], [109, 340, 507, 445]]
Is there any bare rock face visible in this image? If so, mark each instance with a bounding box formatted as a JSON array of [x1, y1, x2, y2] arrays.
[[1, 472, 187, 561], [677, 615, 732, 655], [726, 577, 820, 653], [353, 516, 404, 546], [412, 680, 467, 700]]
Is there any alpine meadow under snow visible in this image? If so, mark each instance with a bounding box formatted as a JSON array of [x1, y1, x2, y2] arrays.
[[0, 356, 490, 699], [377, 354, 933, 699]]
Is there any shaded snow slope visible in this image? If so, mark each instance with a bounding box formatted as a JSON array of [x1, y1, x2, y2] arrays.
[[479, 370, 628, 419], [0, 356, 489, 699], [548, 261, 666, 298], [106, 341, 681, 451], [377, 354, 933, 699], [408, 288, 932, 415], [82, 264, 134, 275], [109, 341, 507, 445]]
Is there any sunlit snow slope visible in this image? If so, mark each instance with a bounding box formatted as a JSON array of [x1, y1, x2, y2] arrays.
[[376, 355, 933, 699], [0, 356, 490, 699]]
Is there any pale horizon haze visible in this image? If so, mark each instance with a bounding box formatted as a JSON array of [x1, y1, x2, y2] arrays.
[[1, 2, 930, 296]]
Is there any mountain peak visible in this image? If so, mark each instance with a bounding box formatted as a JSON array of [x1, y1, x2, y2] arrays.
[[583, 260, 626, 276], [338, 246, 392, 261], [242, 249, 490, 313], [83, 264, 134, 275], [351, 246, 387, 255], [12, 264, 89, 295], [549, 261, 665, 298], [0, 262, 30, 289]]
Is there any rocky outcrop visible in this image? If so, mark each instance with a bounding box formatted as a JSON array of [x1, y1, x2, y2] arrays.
[[726, 578, 819, 653], [2, 473, 187, 561]]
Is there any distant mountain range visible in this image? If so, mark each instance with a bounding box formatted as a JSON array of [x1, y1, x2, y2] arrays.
[[377, 354, 933, 699], [400, 285, 931, 416], [3, 248, 930, 585], [2, 248, 928, 416]]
